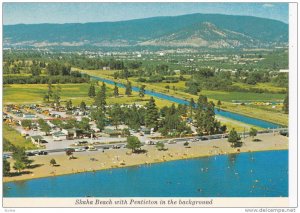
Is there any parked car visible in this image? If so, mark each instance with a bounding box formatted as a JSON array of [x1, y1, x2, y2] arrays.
[[64, 148, 75, 152], [112, 145, 121, 149], [87, 146, 97, 151], [3, 154, 11, 159], [200, 136, 208, 141], [168, 139, 177, 144], [38, 151, 48, 155], [75, 148, 86, 152], [27, 151, 39, 156]]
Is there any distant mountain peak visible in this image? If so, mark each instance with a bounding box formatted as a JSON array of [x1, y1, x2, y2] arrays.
[[4, 13, 288, 49]]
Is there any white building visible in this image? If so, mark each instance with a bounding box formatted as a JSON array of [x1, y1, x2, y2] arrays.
[[52, 131, 67, 141]]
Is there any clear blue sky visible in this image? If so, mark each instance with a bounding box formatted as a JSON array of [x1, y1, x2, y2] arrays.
[[3, 2, 289, 25]]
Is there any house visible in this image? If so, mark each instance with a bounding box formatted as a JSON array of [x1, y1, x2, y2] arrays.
[[141, 127, 151, 135], [61, 128, 78, 139], [103, 129, 121, 137], [103, 66, 111, 70], [31, 135, 44, 146], [52, 131, 67, 141], [22, 113, 36, 119]]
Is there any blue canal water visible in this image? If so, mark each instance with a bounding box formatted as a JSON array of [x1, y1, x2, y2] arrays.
[[90, 76, 281, 129], [4, 150, 288, 197]]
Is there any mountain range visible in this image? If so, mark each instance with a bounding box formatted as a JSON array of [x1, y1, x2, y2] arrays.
[[3, 13, 288, 49]]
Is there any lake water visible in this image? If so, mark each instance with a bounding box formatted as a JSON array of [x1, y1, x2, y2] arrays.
[[4, 150, 288, 197], [90, 76, 281, 129]]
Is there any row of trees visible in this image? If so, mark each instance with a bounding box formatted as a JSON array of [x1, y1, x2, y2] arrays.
[[3, 147, 34, 176], [89, 81, 145, 99]]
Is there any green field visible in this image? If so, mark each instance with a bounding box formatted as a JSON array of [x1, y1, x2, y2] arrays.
[[3, 83, 174, 108], [3, 84, 93, 105], [200, 90, 284, 102], [232, 82, 287, 93], [3, 124, 38, 151]]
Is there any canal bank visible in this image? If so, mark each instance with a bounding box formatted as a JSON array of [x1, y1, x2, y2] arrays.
[[89, 75, 282, 129]]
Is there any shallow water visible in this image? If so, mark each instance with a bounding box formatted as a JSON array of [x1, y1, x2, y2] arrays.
[[4, 150, 288, 197]]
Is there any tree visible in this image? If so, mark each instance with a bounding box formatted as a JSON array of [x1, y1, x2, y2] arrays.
[[94, 83, 106, 111], [101, 82, 106, 96], [126, 136, 142, 153], [185, 80, 200, 95], [123, 67, 130, 79], [122, 128, 131, 137], [12, 147, 33, 168], [88, 84, 96, 97], [282, 92, 289, 114], [217, 100, 222, 111], [80, 101, 86, 111], [156, 142, 165, 151], [13, 161, 25, 173], [125, 81, 132, 96], [126, 104, 141, 130], [139, 85, 146, 97], [38, 119, 51, 135], [189, 98, 195, 117], [50, 158, 57, 166], [145, 97, 159, 129], [195, 98, 219, 135], [66, 150, 74, 160], [109, 104, 123, 130], [77, 117, 90, 131], [228, 129, 242, 147], [31, 64, 41, 76], [3, 159, 10, 176], [53, 84, 62, 105], [113, 83, 119, 97], [95, 111, 106, 131], [159, 105, 191, 137], [21, 119, 32, 129], [66, 100, 73, 110], [249, 128, 258, 140], [44, 81, 53, 102]]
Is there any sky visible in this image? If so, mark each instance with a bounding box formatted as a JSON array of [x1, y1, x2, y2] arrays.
[[3, 2, 289, 25]]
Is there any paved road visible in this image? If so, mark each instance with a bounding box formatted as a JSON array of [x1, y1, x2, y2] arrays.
[[3, 129, 287, 157]]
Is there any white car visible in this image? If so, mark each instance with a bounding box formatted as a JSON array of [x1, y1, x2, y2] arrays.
[[74, 148, 86, 152]]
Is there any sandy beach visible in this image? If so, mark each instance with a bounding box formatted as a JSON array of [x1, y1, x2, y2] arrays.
[[4, 133, 288, 182]]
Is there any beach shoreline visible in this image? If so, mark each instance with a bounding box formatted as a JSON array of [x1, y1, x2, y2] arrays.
[[4, 133, 288, 183]]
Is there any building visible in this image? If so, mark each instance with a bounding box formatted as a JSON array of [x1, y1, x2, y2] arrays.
[[61, 128, 78, 139], [103, 66, 111, 70], [141, 127, 151, 134], [22, 113, 36, 119], [31, 135, 44, 146], [52, 131, 67, 141]]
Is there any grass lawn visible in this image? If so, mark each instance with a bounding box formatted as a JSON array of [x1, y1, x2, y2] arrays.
[[215, 115, 263, 132], [3, 124, 38, 150]]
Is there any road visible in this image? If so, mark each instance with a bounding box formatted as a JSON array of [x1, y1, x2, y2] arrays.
[[3, 128, 287, 157]]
